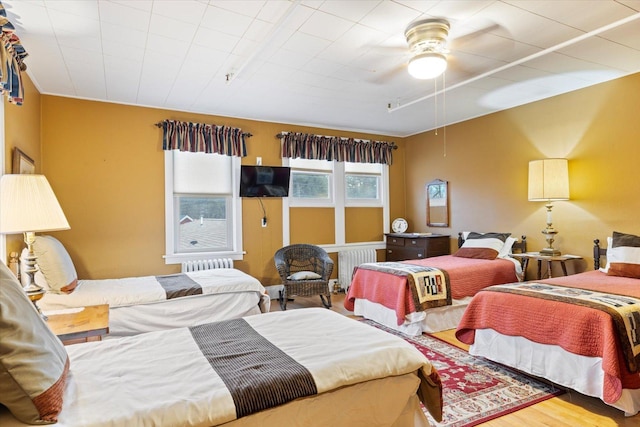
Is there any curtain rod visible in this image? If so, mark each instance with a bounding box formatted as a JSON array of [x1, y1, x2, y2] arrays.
[[155, 122, 252, 138], [276, 132, 397, 149]]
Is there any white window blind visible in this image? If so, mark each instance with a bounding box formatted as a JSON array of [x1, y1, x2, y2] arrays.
[[173, 151, 232, 194]]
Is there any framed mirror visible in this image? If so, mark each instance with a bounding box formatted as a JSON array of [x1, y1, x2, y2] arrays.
[[426, 179, 448, 227]]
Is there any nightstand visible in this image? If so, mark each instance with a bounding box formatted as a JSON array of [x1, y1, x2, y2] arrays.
[[511, 252, 583, 280], [45, 304, 109, 345]]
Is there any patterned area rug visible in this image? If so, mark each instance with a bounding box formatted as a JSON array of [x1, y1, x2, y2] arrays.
[[362, 320, 565, 427]]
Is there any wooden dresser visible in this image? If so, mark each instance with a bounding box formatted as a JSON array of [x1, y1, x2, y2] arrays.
[[385, 233, 450, 261]]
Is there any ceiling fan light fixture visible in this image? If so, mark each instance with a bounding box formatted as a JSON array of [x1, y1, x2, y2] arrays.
[[407, 52, 447, 79]]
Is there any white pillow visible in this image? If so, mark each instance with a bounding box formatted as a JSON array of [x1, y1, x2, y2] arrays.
[[462, 232, 515, 257], [455, 232, 510, 260], [32, 235, 78, 294], [287, 271, 322, 280], [497, 236, 517, 258], [605, 231, 640, 278]]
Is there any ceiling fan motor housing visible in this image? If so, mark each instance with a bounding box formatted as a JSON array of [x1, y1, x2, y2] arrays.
[[405, 18, 450, 54]]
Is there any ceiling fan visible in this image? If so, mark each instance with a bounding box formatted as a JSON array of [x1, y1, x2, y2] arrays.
[[404, 18, 451, 79]]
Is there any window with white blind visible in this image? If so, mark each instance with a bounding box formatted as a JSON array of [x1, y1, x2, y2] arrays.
[[289, 158, 383, 207], [345, 161, 383, 207], [289, 158, 333, 206], [284, 157, 389, 248], [164, 151, 243, 263]]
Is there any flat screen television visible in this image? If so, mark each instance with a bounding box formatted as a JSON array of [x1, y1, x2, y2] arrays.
[[239, 165, 291, 197]]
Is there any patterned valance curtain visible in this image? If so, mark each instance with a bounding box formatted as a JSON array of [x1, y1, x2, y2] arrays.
[[0, 1, 28, 106], [160, 119, 248, 157], [279, 132, 395, 165]]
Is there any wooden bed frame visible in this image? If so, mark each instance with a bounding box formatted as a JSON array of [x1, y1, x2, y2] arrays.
[[593, 238, 607, 270]]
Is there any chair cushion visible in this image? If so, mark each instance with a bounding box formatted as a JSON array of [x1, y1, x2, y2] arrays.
[[287, 271, 322, 280]]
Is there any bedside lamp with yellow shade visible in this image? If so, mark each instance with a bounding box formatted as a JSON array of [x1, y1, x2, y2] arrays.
[[528, 159, 569, 256], [0, 174, 70, 313]]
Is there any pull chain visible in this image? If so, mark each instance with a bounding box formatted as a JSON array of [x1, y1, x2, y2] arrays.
[[443, 72, 446, 157], [434, 78, 438, 136]]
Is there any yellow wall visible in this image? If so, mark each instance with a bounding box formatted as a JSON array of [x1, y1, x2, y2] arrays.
[[3, 73, 41, 256], [40, 96, 402, 283], [12, 72, 640, 283], [404, 72, 640, 279]]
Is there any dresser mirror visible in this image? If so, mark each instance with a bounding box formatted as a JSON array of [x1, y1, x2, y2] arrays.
[[426, 179, 448, 227]]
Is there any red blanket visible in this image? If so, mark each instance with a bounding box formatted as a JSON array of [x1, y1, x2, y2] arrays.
[[456, 270, 640, 404], [344, 255, 519, 325]]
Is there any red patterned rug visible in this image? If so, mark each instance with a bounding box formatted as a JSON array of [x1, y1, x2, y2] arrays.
[[362, 320, 565, 426]]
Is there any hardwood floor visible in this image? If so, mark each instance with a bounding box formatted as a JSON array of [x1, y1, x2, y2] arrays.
[[270, 292, 640, 426]]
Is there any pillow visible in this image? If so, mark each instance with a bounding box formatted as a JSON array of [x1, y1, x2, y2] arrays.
[[497, 236, 518, 259], [287, 271, 322, 280], [32, 235, 78, 294], [461, 232, 516, 257], [606, 231, 640, 278], [454, 232, 511, 260], [0, 262, 69, 424]]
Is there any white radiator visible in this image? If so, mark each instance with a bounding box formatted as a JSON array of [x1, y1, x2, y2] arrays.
[[181, 258, 234, 272], [338, 249, 377, 291]]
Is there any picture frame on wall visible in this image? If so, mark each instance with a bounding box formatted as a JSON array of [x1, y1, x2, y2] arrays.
[[12, 148, 35, 174]]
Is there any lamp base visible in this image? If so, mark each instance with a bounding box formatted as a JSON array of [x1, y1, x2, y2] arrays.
[[539, 247, 561, 256], [27, 288, 48, 320]]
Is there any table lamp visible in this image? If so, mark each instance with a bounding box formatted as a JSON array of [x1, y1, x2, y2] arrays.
[[528, 159, 569, 255], [0, 174, 70, 310]]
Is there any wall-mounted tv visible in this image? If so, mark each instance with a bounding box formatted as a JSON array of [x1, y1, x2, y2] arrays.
[[239, 165, 291, 197]]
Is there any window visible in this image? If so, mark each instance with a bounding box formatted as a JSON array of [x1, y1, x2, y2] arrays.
[[175, 196, 231, 252], [164, 151, 242, 263], [289, 158, 333, 206], [289, 158, 383, 207], [345, 162, 382, 206], [284, 157, 388, 248]]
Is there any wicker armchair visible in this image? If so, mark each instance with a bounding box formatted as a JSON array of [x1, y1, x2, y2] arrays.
[[274, 244, 334, 310]]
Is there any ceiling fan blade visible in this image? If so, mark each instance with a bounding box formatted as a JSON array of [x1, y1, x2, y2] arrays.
[[368, 63, 407, 84], [366, 45, 407, 55], [449, 21, 502, 49]]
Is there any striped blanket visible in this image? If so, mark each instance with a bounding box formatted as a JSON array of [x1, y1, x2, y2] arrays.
[[485, 282, 640, 373], [156, 273, 203, 299]]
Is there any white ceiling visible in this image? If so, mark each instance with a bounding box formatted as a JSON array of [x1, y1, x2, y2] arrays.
[[4, 0, 640, 137]]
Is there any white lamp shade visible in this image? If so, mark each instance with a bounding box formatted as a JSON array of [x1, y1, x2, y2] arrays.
[[407, 52, 447, 79], [0, 174, 70, 234], [528, 159, 570, 201]]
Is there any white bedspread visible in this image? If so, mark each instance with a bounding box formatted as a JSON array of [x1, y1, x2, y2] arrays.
[[39, 268, 264, 310], [1, 309, 439, 426]]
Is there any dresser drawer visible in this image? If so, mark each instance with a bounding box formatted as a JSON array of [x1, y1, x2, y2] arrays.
[[425, 236, 450, 257], [386, 236, 406, 247], [386, 247, 425, 261], [384, 234, 450, 261], [405, 237, 428, 250]]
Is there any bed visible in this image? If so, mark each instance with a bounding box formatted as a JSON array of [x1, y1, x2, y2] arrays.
[[344, 232, 526, 336], [23, 235, 269, 337], [456, 231, 640, 416], [0, 261, 443, 427]]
